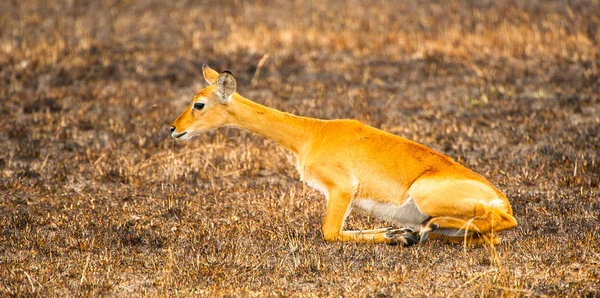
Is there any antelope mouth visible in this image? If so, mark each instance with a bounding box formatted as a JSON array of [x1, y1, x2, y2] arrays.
[[172, 131, 187, 139]]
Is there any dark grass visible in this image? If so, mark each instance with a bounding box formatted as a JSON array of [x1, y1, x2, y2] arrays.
[[1, 0, 599, 296]]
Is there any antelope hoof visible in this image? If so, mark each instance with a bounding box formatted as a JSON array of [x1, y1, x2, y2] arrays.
[[385, 229, 420, 247], [419, 223, 439, 243], [386, 227, 414, 234]]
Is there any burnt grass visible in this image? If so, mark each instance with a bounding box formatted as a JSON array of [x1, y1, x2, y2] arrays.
[[1, 0, 599, 297]]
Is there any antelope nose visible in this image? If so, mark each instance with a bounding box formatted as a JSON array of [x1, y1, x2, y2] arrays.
[[170, 126, 176, 133]]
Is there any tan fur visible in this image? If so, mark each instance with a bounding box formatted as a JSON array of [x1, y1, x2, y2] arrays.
[[171, 65, 517, 246]]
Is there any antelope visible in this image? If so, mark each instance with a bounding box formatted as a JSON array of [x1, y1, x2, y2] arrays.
[[170, 64, 517, 246]]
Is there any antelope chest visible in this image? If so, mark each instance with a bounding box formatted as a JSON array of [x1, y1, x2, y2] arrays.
[[303, 175, 329, 199], [296, 154, 330, 198]]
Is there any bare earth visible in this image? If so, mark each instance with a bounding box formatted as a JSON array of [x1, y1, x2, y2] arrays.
[[1, 0, 599, 297]]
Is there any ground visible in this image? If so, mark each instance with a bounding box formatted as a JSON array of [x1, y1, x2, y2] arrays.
[[1, 0, 599, 297]]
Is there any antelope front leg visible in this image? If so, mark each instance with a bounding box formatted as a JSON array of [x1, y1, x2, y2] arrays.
[[321, 189, 419, 246], [342, 228, 419, 246]]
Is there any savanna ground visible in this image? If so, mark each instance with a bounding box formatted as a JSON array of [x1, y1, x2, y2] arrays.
[[1, 0, 599, 296]]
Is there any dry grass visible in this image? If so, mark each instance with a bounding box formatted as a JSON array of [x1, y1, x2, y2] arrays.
[[1, 0, 599, 296]]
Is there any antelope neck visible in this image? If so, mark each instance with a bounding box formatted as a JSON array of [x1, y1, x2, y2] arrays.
[[226, 94, 323, 156]]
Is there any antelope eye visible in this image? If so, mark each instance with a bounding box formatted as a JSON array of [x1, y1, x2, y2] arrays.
[[193, 102, 205, 110]]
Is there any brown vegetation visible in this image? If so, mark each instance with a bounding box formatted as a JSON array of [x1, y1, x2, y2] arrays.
[[1, 0, 599, 296]]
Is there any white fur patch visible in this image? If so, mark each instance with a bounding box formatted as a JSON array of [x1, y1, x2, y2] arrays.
[[488, 199, 505, 209], [433, 228, 466, 237], [352, 197, 429, 228], [304, 177, 329, 200], [350, 176, 360, 193]]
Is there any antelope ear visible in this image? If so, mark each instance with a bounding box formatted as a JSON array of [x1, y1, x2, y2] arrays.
[[216, 71, 237, 104], [203, 64, 219, 86]]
